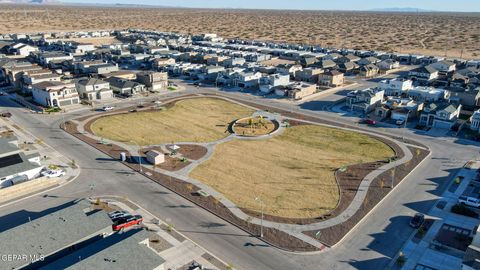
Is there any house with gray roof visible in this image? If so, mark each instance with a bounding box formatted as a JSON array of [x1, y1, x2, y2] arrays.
[[105, 77, 145, 96], [40, 229, 166, 270], [0, 200, 112, 269], [346, 88, 385, 113], [0, 136, 44, 188], [419, 102, 461, 129], [75, 78, 114, 101]]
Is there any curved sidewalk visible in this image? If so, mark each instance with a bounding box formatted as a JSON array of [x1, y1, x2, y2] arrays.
[[73, 102, 415, 250]]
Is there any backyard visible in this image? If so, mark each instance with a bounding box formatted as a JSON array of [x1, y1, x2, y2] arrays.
[[190, 124, 395, 219], [90, 97, 254, 145]]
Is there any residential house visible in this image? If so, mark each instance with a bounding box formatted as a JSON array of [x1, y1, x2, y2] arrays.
[[318, 59, 337, 69], [36, 51, 73, 67], [276, 64, 303, 78], [198, 65, 225, 81], [346, 88, 385, 113], [6, 43, 38, 56], [336, 54, 361, 64], [232, 71, 262, 88], [259, 74, 290, 93], [136, 71, 168, 92], [378, 78, 413, 96], [223, 57, 246, 68], [448, 88, 479, 111], [32, 81, 80, 108], [374, 97, 417, 119], [377, 59, 400, 71], [75, 78, 113, 101], [294, 68, 324, 83], [338, 62, 359, 74], [429, 60, 456, 75], [470, 109, 480, 131], [274, 82, 317, 100], [105, 77, 145, 96], [318, 70, 344, 87], [357, 57, 381, 66], [0, 136, 43, 188], [407, 86, 448, 102], [359, 64, 379, 78], [300, 56, 318, 67], [101, 70, 137, 80], [419, 102, 461, 129], [153, 58, 175, 70], [408, 66, 440, 84], [21, 71, 62, 93]]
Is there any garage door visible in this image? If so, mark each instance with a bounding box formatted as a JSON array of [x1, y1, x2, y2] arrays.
[[433, 120, 452, 129]]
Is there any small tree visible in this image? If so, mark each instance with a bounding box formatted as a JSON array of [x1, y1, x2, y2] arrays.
[[186, 184, 193, 193], [71, 159, 77, 168], [416, 149, 421, 156]]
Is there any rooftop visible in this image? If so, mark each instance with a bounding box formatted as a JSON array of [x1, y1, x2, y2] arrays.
[[0, 200, 112, 269]]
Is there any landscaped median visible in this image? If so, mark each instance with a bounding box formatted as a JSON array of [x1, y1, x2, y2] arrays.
[[63, 94, 430, 252]]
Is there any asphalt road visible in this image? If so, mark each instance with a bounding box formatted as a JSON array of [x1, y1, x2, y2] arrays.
[[0, 86, 478, 270]]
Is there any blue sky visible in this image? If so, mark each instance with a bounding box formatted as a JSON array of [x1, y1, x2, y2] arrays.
[[60, 0, 480, 12]]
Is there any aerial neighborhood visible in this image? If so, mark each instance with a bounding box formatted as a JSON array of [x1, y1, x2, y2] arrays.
[[1, 29, 480, 138], [1, 22, 480, 270]]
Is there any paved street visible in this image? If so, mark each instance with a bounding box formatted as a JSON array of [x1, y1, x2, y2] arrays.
[[0, 84, 478, 270]]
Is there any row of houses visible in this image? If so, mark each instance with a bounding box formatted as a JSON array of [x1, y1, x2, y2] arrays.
[[346, 77, 480, 130]]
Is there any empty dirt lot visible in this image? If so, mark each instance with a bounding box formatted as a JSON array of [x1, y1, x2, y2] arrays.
[[0, 5, 479, 59]]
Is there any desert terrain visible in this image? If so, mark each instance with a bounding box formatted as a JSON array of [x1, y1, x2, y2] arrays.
[[0, 4, 479, 58]]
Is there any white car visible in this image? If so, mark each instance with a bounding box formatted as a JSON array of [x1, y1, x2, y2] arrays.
[[102, 106, 115, 111], [41, 170, 65, 178]]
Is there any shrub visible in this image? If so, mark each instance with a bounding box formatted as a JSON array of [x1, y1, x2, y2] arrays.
[[451, 204, 479, 218]]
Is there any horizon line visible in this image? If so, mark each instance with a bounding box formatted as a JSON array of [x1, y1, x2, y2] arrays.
[[2, 2, 480, 13]]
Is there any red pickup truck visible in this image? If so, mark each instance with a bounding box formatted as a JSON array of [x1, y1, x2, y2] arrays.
[[112, 215, 143, 231]]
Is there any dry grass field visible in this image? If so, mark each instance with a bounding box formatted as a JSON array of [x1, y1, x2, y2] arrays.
[[190, 125, 394, 219], [0, 5, 479, 59], [91, 98, 254, 145]]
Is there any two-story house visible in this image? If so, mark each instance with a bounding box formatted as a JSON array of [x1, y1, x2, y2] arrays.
[[75, 78, 113, 101], [419, 102, 461, 129], [32, 81, 80, 108], [346, 88, 385, 113]]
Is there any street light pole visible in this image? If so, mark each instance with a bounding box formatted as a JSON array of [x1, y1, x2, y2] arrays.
[[255, 197, 264, 238]]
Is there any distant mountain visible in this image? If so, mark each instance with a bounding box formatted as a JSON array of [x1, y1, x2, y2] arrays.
[[369, 7, 434, 12], [0, 0, 59, 4]]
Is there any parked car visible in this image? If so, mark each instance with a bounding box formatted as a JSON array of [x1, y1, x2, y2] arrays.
[[111, 214, 132, 223], [409, 213, 425, 228], [112, 215, 143, 231], [41, 169, 65, 178], [360, 119, 376, 125], [1, 112, 12, 118], [102, 106, 115, 111], [458, 196, 480, 208], [108, 210, 129, 218], [128, 109, 137, 113]]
